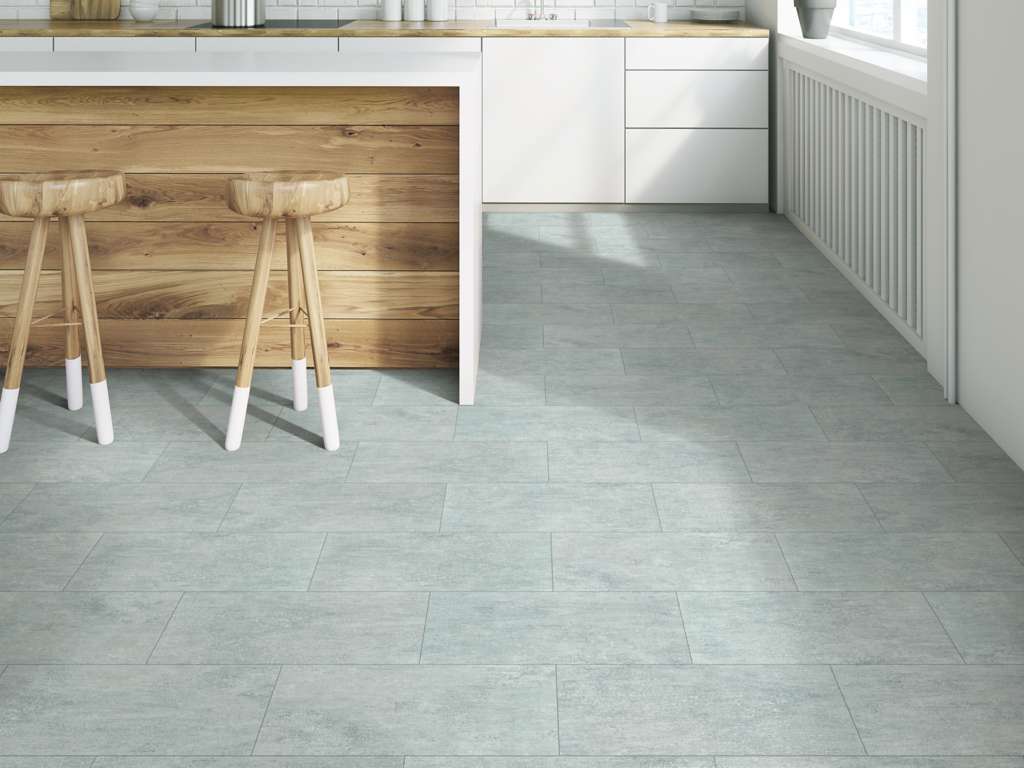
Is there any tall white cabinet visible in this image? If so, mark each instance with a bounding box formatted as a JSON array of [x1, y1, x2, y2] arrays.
[[482, 38, 625, 203]]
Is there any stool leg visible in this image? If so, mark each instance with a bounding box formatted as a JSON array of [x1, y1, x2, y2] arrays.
[[286, 219, 308, 412], [59, 218, 84, 412], [225, 216, 277, 451], [67, 215, 113, 446], [0, 217, 48, 454], [295, 216, 339, 452]]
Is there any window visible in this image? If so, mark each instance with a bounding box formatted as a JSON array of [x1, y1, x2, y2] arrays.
[[832, 0, 927, 54]]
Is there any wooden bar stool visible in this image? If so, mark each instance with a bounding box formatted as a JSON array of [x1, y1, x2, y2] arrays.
[[0, 171, 125, 454], [224, 172, 350, 452]]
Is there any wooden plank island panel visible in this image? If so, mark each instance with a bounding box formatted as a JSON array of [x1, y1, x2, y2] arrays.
[[0, 85, 460, 368]]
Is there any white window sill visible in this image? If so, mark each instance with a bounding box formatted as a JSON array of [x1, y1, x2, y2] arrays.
[[780, 31, 926, 89]]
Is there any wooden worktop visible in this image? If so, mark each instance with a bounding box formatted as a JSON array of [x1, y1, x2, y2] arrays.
[[0, 19, 769, 38]]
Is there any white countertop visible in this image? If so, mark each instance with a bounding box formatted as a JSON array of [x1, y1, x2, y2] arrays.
[[0, 51, 481, 86]]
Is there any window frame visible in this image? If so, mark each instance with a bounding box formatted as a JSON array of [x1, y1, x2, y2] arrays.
[[830, 0, 928, 58]]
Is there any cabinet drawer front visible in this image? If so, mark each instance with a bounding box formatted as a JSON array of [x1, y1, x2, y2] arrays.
[[339, 38, 481, 54], [54, 37, 196, 52], [626, 38, 768, 70], [195, 37, 338, 53], [626, 129, 768, 204], [627, 70, 768, 128], [0, 38, 53, 52]]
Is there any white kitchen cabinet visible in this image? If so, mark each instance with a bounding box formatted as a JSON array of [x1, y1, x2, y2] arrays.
[[626, 70, 768, 129], [0, 37, 53, 51], [483, 38, 624, 203], [54, 36, 196, 51], [626, 129, 768, 204], [626, 38, 769, 70], [195, 37, 338, 52], [339, 38, 480, 54]]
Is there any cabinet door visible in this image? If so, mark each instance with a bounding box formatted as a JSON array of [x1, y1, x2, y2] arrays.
[[54, 36, 196, 52], [483, 38, 624, 203], [626, 129, 768, 204], [626, 70, 768, 129], [195, 37, 338, 52], [339, 38, 481, 54]]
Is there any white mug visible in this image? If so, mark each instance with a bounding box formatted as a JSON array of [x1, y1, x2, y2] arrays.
[[380, 0, 402, 21], [427, 0, 448, 20], [647, 1, 669, 22], [404, 0, 425, 21]]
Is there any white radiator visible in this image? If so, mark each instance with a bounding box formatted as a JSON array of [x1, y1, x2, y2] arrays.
[[782, 63, 926, 346]]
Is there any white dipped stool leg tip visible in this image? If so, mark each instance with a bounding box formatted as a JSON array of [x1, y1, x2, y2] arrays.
[[90, 380, 114, 446], [0, 387, 19, 454], [317, 383, 340, 451], [225, 385, 250, 452], [292, 358, 308, 412], [65, 357, 84, 411]]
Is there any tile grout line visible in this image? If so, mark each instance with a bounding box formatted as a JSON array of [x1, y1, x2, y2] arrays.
[[144, 591, 185, 664], [249, 663, 283, 756], [214, 482, 246, 534], [852, 483, 889, 531], [772, 533, 801, 592], [0, 482, 36, 528], [417, 591, 432, 664], [999, 533, 1024, 568], [554, 663, 562, 756], [59, 532, 105, 592], [140, 440, 174, 483], [304, 533, 330, 592], [829, 664, 869, 756], [438, 484, 448, 533], [549, 533, 555, 592], [649, 483, 664, 532], [674, 591, 694, 665], [920, 591, 967, 664]]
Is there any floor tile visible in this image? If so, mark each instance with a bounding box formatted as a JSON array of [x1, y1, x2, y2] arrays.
[[111, 403, 278, 443], [622, 347, 784, 376], [0, 758, 96, 768], [687, 321, 843, 349], [546, 374, 716, 406], [254, 665, 558, 755], [482, 323, 545, 351], [1, 398, 93, 443], [873, 373, 948, 405], [927, 441, 1024, 483], [443, 483, 659, 532], [310, 533, 551, 590], [653, 483, 880, 531], [718, 759, 1024, 767], [1004, 532, 1024, 562], [545, 282, 677, 304], [421, 592, 689, 664], [0, 533, 100, 590], [711, 374, 891, 406], [548, 441, 749, 483], [557, 664, 863, 755], [834, 665, 1024, 755], [347, 441, 548, 483], [811, 406, 989, 442], [93, 760, 402, 767], [612, 302, 752, 324], [220, 482, 444, 532], [150, 592, 427, 664], [372, 370, 458, 405], [747, 298, 879, 323], [66, 533, 325, 591], [860, 483, 1024, 532], [671, 282, 807, 304], [473, 372, 547, 405], [144, 441, 356, 484], [201, 369, 381, 408], [408, 759, 714, 768], [543, 323, 695, 349], [480, 348, 625, 376], [776, 347, 927, 376], [0, 664, 278, 755], [739, 441, 952, 483], [0, 592, 180, 663], [0, 484, 32, 521], [271, 405, 457, 442], [552, 533, 795, 591], [484, 302, 613, 326], [926, 591, 1024, 663], [455, 406, 640, 442], [636, 405, 825, 442], [1, 483, 237, 532], [777, 533, 1024, 590], [0, 441, 168, 482], [679, 591, 960, 664]]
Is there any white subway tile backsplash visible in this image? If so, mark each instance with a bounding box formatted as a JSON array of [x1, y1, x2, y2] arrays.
[[0, 0, 741, 23]]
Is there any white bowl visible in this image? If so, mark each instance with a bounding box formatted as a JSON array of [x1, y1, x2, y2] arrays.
[[129, 3, 161, 21]]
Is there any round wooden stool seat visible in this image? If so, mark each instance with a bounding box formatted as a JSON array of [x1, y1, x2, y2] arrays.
[[0, 171, 126, 218], [226, 172, 350, 219]]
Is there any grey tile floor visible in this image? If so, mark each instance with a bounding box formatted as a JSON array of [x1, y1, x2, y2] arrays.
[[1, 211, 1024, 765]]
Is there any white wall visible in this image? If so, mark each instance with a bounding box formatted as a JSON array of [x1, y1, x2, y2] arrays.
[[0, 0, 745, 22], [956, 0, 1024, 468]]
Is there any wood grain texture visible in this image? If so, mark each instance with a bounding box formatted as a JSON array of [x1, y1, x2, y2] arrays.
[[0, 125, 459, 175], [0, 221, 460, 271], [0, 318, 459, 368], [0, 175, 459, 223], [0, 270, 459, 319], [0, 19, 770, 37], [0, 87, 460, 125]]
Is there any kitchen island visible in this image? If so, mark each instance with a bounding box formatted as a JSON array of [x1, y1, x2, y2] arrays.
[[0, 51, 482, 403]]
